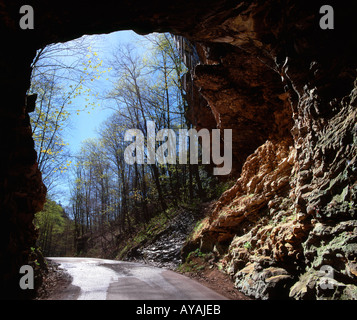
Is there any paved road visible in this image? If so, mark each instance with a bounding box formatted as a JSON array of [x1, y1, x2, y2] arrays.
[[46, 257, 228, 300]]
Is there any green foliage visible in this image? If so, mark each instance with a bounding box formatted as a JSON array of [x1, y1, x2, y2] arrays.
[[187, 248, 206, 260], [133, 208, 175, 245], [29, 40, 111, 193], [70, 33, 211, 255], [243, 241, 252, 250], [177, 248, 208, 273], [34, 199, 65, 234], [34, 198, 74, 256], [33, 33, 223, 260]]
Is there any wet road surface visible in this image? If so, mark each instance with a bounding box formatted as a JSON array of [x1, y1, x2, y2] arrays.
[[46, 257, 228, 300]]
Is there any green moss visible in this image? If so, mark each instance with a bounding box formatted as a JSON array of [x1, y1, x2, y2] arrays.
[[308, 231, 357, 269], [178, 249, 207, 273], [243, 241, 252, 250]]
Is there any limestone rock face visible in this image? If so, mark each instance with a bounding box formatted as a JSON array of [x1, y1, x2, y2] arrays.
[[180, 1, 357, 299], [183, 82, 357, 300], [1, 0, 356, 299]]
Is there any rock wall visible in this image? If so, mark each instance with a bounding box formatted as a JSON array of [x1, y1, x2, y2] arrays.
[[182, 1, 357, 299], [0, 44, 47, 297], [0, 0, 356, 299]]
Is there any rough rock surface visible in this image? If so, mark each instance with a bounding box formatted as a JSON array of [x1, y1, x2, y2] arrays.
[[183, 79, 357, 300], [0, 0, 356, 299], [126, 209, 197, 270], [180, 1, 357, 299]]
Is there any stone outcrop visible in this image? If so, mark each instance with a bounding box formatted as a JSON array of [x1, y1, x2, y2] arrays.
[[180, 1, 357, 300], [183, 45, 357, 301], [184, 85, 357, 299], [0, 0, 356, 299]]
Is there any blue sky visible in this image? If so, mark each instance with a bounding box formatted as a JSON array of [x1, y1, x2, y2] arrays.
[[67, 30, 141, 155], [51, 30, 146, 205], [37, 30, 178, 207]]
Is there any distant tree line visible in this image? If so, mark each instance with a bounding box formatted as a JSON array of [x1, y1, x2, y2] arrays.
[[34, 198, 74, 256], [31, 33, 224, 257], [69, 34, 221, 255]]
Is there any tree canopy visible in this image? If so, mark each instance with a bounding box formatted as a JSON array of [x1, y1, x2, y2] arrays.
[[30, 33, 225, 257]]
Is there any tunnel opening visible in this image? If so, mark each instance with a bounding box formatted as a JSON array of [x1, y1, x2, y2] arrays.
[[28, 30, 230, 259], [27, 26, 293, 263], [3, 23, 293, 298], [2, 0, 298, 297]]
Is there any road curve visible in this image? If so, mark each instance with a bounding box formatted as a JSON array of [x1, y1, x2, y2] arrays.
[[46, 257, 228, 300]]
